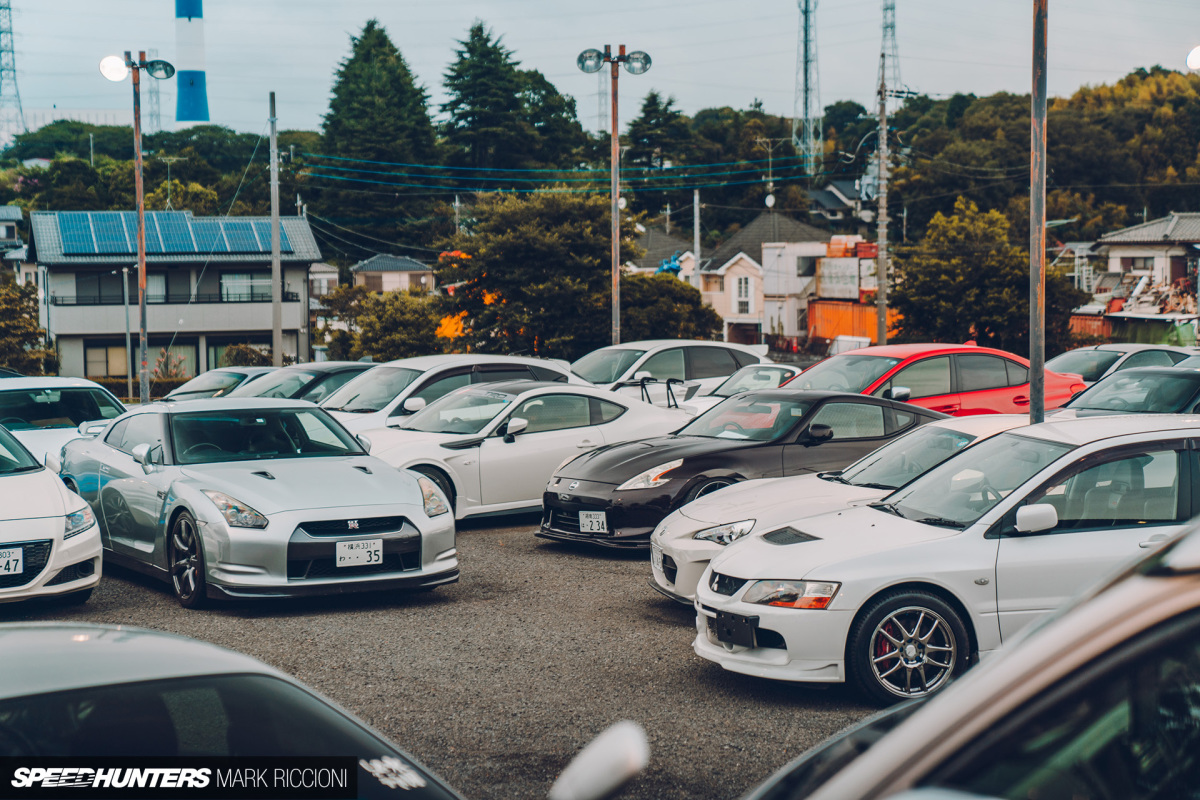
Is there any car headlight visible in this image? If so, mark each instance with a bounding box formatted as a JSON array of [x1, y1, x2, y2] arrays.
[[692, 519, 755, 545], [742, 579, 840, 609], [202, 490, 268, 529], [616, 459, 683, 491], [416, 475, 450, 517], [63, 506, 95, 539]]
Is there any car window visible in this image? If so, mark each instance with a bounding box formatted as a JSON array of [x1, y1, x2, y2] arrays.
[[228, 370, 316, 399], [409, 371, 471, 405], [1020, 449, 1183, 530], [115, 413, 164, 461], [712, 366, 796, 397], [1069, 372, 1200, 413], [529, 365, 569, 382], [689, 347, 739, 380], [103, 418, 129, 448], [473, 366, 535, 384], [0, 426, 38, 473], [875, 357, 952, 399], [511, 394, 591, 433], [302, 370, 362, 404], [678, 396, 812, 441], [640, 349, 686, 382], [1006, 360, 1029, 386], [891, 408, 916, 432], [1045, 349, 1123, 382], [321, 366, 422, 413], [809, 402, 886, 439], [0, 388, 124, 430], [590, 398, 626, 424], [1117, 350, 1179, 370], [958, 355, 1009, 392], [926, 612, 1200, 800], [730, 349, 760, 369]]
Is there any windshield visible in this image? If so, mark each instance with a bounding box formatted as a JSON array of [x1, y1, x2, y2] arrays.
[[401, 388, 514, 435], [840, 425, 980, 490], [788, 355, 901, 393], [571, 348, 646, 384], [228, 369, 318, 399], [1067, 371, 1200, 413], [170, 407, 363, 464], [677, 395, 812, 441], [711, 366, 796, 397], [321, 366, 421, 413], [169, 371, 248, 397], [1045, 349, 1123, 382], [882, 432, 1073, 528], [0, 388, 124, 430], [0, 425, 40, 474]]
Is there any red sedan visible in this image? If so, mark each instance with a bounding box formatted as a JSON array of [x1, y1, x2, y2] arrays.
[[784, 344, 1085, 415]]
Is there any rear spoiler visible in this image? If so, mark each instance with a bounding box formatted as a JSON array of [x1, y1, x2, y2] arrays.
[[745, 344, 769, 357]]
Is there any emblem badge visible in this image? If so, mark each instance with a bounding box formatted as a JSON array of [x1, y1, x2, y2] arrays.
[[568, 481, 579, 491], [347, 520, 359, 530]]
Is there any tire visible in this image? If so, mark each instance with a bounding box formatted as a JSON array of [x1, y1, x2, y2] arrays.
[[168, 511, 208, 609], [847, 589, 971, 705], [60, 588, 92, 605], [62, 478, 80, 495], [413, 467, 455, 513], [684, 478, 736, 504]]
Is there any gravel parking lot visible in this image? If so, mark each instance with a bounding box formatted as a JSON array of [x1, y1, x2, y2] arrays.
[[0, 515, 874, 800]]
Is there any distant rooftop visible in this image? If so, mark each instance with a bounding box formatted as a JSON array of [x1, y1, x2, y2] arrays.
[[628, 227, 692, 271], [350, 254, 430, 272], [0, 206, 23, 222], [702, 212, 830, 272], [1098, 213, 1200, 245]]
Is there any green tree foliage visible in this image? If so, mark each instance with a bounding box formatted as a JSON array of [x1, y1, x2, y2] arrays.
[[891, 197, 1087, 356], [220, 343, 271, 367], [145, 180, 219, 215], [627, 91, 696, 170], [620, 273, 722, 342], [0, 272, 46, 374], [353, 291, 441, 361]]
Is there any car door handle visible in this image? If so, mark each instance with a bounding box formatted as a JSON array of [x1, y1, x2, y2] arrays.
[[930, 405, 958, 413], [1013, 396, 1030, 406], [1140, 534, 1169, 549]]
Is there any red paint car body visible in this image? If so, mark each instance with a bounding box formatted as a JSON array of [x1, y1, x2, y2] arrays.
[[784, 344, 1085, 415]]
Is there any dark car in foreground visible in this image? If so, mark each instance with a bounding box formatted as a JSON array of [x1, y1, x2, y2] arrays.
[[1053, 365, 1200, 416], [539, 391, 946, 548]]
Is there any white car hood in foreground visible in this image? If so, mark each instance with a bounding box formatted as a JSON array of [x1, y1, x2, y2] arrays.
[[0, 469, 75, 522], [11, 429, 83, 465], [676, 474, 885, 531], [709, 505, 960, 580]]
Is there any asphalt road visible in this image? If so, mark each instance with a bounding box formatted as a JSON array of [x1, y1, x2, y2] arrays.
[[1, 515, 875, 800]]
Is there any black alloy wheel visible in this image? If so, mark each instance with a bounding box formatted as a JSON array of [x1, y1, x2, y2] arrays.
[[168, 511, 208, 609]]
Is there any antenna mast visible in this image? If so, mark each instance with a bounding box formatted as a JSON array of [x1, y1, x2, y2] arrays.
[[792, 0, 822, 180]]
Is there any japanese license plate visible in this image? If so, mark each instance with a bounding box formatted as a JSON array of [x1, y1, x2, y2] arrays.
[[651, 544, 664, 573], [712, 611, 758, 648], [578, 511, 608, 533], [335, 539, 383, 567], [0, 547, 23, 575]]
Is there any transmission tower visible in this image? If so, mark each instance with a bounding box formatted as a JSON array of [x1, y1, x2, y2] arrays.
[[879, 0, 901, 111], [791, 0, 822, 179], [0, 0, 26, 145], [146, 47, 162, 133]]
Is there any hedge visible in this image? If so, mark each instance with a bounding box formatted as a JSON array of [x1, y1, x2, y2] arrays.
[[87, 376, 191, 402]]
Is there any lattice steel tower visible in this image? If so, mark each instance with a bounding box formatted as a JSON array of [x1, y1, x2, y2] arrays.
[[0, 0, 26, 145], [792, 0, 822, 179], [879, 0, 901, 109], [146, 48, 162, 133]]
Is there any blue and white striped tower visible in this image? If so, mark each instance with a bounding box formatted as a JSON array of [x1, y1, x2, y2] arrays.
[[174, 0, 209, 125]]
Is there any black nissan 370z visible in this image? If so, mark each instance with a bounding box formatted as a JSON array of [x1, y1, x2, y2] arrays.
[[538, 390, 947, 549]]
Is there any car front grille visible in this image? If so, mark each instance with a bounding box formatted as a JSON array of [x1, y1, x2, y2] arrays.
[[288, 552, 420, 580], [708, 572, 747, 596], [0, 540, 52, 589], [662, 553, 678, 584], [705, 617, 786, 650], [297, 516, 408, 537]]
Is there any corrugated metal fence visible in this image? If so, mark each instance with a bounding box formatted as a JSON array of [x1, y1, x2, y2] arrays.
[[808, 300, 901, 344]]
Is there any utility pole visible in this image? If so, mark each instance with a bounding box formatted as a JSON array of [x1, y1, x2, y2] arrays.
[[693, 190, 701, 290], [665, 203, 670, 234], [875, 51, 890, 346], [1029, 0, 1048, 422], [792, 0, 823, 179], [122, 266, 131, 401], [454, 195, 462, 234], [131, 51, 149, 404], [269, 92, 282, 368], [755, 137, 790, 242], [610, 47, 622, 345], [159, 155, 187, 210], [89, 133, 94, 167]]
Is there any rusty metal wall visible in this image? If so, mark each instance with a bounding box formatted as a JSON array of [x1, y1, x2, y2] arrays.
[[808, 300, 900, 344], [1068, 314, 1111, 339]]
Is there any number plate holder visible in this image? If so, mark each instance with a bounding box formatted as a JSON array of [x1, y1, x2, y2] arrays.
[[335, 539, 383, 567], [578, 510, 608, 533]]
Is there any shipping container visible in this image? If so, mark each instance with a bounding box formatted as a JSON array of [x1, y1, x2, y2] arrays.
[[816, 257, 876, 299], [808, 299, 900, 345], [826, 234, 864, 258]]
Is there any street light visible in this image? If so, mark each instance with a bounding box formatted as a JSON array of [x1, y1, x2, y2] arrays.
[[577, 45, 651, 346], [99, 51, 174, 403], [1187, 45, 1200, 71]]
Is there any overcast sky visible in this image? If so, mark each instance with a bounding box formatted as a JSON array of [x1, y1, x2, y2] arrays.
[[12, 0, 1200, 136]]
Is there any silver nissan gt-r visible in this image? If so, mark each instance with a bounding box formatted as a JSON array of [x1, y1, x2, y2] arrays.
[[54, 399, 457, 608]]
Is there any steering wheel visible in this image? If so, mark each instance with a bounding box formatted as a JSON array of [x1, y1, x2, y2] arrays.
[[978, 479, 1003, 504], [1105, 397, 1131, 410], [721, 421, 748, 434], [0, 417, 25, 425], [183, 442, 225, 458]]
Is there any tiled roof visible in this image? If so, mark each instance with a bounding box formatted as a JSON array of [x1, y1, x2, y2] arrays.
[[807, 189, 850, 212], [0, 206, 23, 222], [828, 180, 860, 201], [350, 254, 431, 272], [1098, 213, 1200, 244], [702, 212, 830, 272], [628, 227, 692, 270], [29, 211, 322, 266]]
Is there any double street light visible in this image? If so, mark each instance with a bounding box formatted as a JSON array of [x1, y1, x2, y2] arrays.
[[99, 52, 175, 403], [578, 45, 650, 346]]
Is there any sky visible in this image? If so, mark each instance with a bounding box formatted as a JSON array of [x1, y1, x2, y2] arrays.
[[10, 0, 1200, 137]]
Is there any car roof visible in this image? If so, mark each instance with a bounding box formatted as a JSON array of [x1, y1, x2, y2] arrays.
[[372, 354, 569, 371], [0, 623, 286, 700], [1015, 413, 1200, 446], [274, 361, 368, 374], [0, 376, 114, 392], [926, 413, 1028, 436], [1089, 343, 1198, 353], [201, 366, 276, 376], [454, 380, 632, 399], [588, 339, 765, 353], [728, 389, 913, 405], [838, 343, 1016, 359], [142, 398, 322, 414]]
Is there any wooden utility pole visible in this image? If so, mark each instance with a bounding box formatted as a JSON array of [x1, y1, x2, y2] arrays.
[[1030, 0, 1048, 422], [875, 52, 890, 346], [269, 92, 282, 367]]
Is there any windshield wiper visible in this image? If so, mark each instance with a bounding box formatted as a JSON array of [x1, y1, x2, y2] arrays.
[[868, 501, 903, 517], [850, 481, 897, 491], [818, 472, 849, 484], [910, 516, 965, 530]]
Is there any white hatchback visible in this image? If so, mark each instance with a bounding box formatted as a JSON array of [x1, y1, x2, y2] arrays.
[[694, 414, 1200, 703], [0, 424, 100, 604]]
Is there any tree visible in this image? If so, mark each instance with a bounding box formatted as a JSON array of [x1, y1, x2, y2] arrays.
[[627, 91, 695, 170], [353, 291, 442, 361], [145, 180, 219, 215], [220, 344, 271, 367], [620, 274, 722, 341], [0, 272, 46, 375], [891, 197, 1086, 356]]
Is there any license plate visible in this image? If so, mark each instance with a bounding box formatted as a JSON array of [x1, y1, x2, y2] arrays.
[[651, 544, 664, 573], [335, 539, 383, 567], [0, 547, 23, 575], [713, 611, 758, 647], [579, 511, 608, 533]]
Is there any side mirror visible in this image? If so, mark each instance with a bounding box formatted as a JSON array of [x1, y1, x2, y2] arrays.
[[503, 417, 529, 443], [547, 721, 649, 800], [883, 386, 911, 402], [805, 423, 834, 445], [131, 442, 154, 472], [402, 397, 427, 414], [356, 434, 372, 453], [1015, 503, 1058, 534]]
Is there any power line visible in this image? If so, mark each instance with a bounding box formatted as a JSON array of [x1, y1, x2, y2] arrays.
[[301, 170, 831, 195], [303, 160, 811, 186], [302, 151, 810, 174], [306, 212, 441, 254]]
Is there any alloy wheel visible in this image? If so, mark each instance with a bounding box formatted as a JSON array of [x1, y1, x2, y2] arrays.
[[868, 605, 957, 698]]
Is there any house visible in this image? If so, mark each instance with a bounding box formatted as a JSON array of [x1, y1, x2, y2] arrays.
[[1095, 213, 1200, 288], [807, 179, 872, 226], [625, 226, 697, 281], [308, 261, 339, 299], [351, 254, 434, 292], [29, 210, 322, 379]]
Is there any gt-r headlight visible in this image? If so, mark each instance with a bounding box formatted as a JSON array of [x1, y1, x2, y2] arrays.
[[692, 519, 755, 545], [743, 579, 840, 609], [63, 506, 96, 539], [616, 459, 683, 491], [202, 491, 268, 529], [416, 475, 450, 517]]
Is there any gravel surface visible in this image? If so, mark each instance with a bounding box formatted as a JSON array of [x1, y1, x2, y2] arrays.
[[1, 515, 875, 800]]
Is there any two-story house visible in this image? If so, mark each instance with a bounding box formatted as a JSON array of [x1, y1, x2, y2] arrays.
[[30, 210, 322, 379], [351, 254, 434, 292]]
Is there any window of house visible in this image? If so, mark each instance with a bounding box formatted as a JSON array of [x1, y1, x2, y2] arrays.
[[703, 276, 724, 293], [85, 345, 128, 378], [796, 257, 817, 277], [220, 272, 270, 302], [1127, 256, 1154, 270], [361, 274, 384, 292], [737, 276, 751, 314]]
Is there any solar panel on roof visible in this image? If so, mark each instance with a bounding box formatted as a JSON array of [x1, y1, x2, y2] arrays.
[[252, 220, 292, 253], [190, 219, 229, 254], [155, 212, 194, 253], [128, 212, 165, 253], [92, 213, 132, 254], [222, 220, 259, 253], [59, 212, 95, 254]]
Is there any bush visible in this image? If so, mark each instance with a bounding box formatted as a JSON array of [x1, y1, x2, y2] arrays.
[[87, 376, 190, 402]]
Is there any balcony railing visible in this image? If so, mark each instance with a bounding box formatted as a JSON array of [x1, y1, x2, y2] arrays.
[[50, 292, 301, 306]]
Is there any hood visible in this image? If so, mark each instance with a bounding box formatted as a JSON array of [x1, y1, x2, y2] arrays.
[[179, 456, 419, 515], [709, 505, 960, 580], [367, 427, 471, 459], [0, 469, 74, 521], [11, 429, 84, 465], [559, 435, 758, 481], [677, 474, 884, 528]]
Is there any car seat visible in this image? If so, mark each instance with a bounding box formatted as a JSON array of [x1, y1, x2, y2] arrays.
[[1077, 459, 1143, 522]]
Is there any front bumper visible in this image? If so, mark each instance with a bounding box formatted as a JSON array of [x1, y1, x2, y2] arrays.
[[0, 521, 102, 604], [207, 566, 459, 599], [538, 477, 679, 549], [649, 512, 727, 602]]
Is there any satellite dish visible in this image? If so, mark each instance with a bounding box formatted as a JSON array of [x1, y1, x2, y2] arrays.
[[1189, 45, 1200, 71], [99, 55, 129, 82], [617, 197, 627, 210], [765, 194, 776, 208]]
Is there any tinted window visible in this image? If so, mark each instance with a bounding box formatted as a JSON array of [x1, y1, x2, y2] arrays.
[[301, 369, 363, 404], [529, 365, 569, 382], [118, 414, 164, 460], [730, 349, 760, 368], [1006, 360, 1029, 386], [512, 394, 591, 433], [958, 355, 1009, 392], [809, 402, 886, 439], [410, 371, 471, 405], [171, 408, 362, 464], [689, 347, 739, 380], [103, 418, 129, 448], [1118, 350, 1180, 370], [571, 348, 646, 384], [0, 388, 124, 430], [1069, 372, 1200, 413], [1022, 449, 1183, 529], [1045, 349, 1123, 382], [641, 349, 686, 382], [590, 398, 626, 424], [168, 371, 246, 397], [879, 357, 952, 399]]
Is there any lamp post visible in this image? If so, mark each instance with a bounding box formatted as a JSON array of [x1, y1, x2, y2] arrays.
[[99, 52, 174, 403], [577, 45, 651, 346]]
